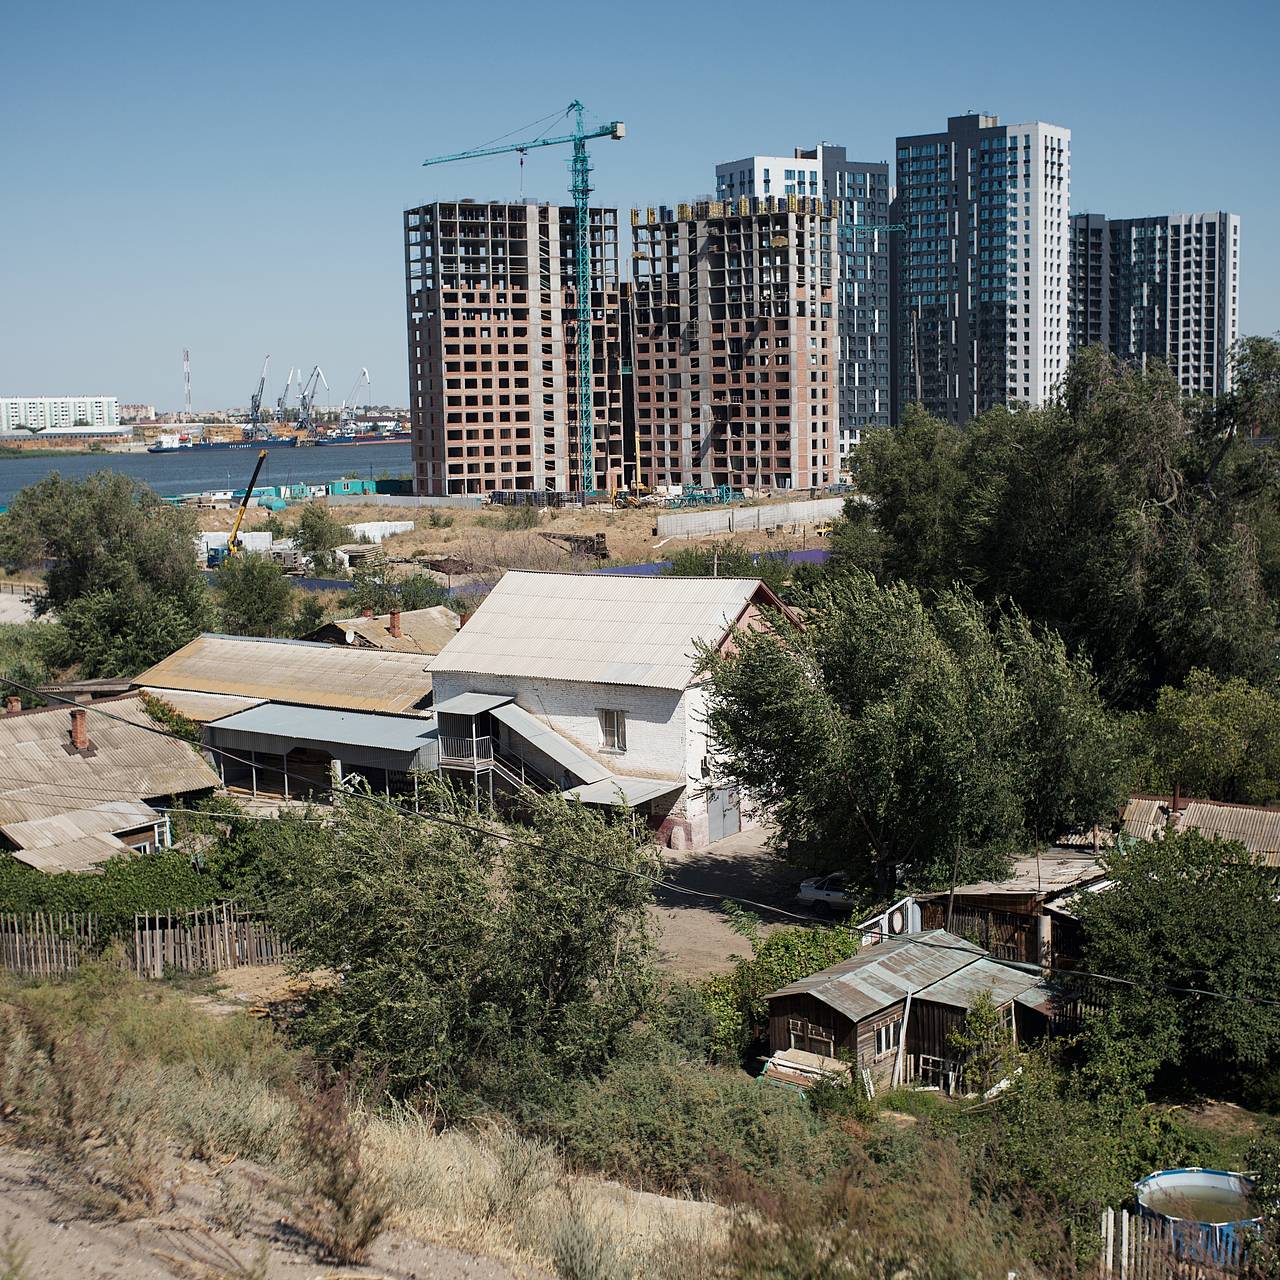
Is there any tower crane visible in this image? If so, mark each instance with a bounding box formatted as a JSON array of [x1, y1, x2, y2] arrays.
[[340, 368, 370, 429], [275, 367, 296, 423], [422, 101, 625, 495], [248, 355, 270, 434], [297, 365, 328, 435]]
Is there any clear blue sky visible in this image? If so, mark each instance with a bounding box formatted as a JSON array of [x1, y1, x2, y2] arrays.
[[2, 0, 1276, 412]]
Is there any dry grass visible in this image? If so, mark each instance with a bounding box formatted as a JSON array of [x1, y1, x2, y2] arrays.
[[0, 969, 721, 1278]]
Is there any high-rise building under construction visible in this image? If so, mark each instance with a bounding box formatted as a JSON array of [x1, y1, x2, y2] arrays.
[[404, 200, 625, 495], [628, 196, 839, 493]]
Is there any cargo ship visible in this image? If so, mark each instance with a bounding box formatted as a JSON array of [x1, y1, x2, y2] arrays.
[[313, 427, 410, 447], [147, 433, 299, 454]]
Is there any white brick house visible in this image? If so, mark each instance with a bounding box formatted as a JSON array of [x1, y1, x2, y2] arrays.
[[428, 571, 794, 848]]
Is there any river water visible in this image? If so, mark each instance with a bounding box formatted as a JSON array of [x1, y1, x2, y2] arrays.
[[0, 441, 413, 507]]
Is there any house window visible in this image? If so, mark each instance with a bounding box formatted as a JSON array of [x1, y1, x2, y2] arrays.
[[788, 1017, 834, 1057], [873, 1018, 902, 1059], [598, 708, 627, 753]]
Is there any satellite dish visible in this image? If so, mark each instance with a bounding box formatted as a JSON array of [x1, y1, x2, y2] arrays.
[[344, 629, 355, 645]]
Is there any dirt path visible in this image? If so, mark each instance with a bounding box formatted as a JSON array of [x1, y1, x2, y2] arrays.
[[0, 1147, 540, 1280]]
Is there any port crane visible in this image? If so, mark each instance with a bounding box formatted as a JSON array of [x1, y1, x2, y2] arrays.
[[275, 367, 296, 423], [339, 368, 370, 429], [247, 355, 270, 434], [422, 101, 625, 494], [297, 365, 328, 435]]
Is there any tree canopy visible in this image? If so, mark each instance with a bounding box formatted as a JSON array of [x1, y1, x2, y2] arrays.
[[0, 471, 213, 677], [846, 347, 1280, 704], [213, 551, 298, 637], [1074, 829, 1280, 1100], [702, 573, 1126, 888]]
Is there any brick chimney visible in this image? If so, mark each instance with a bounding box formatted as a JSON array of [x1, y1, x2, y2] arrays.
[[361, 607, 374, 619], [5, 696, 21, 716], [389, 608, 402, 639], [70, 706, 90, 751]]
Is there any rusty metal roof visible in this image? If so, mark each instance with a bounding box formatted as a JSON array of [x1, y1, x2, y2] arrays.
[[429, 571, 781, 690], [135, 634, 434, 715], [917, 850, 1106, 903], [915, 957, 1046, 1011], [769, 930, 984, 1022]]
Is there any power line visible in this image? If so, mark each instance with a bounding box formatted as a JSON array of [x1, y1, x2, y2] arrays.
[[4, 675, 1280, 1010]]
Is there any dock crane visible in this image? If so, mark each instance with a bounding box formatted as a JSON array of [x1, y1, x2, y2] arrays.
[[340, 368, 370, 429], [297, 365, 328, 435], [422, 101, 625, 495], [275, 367, 296, 423], [248, 355, 270, 434]]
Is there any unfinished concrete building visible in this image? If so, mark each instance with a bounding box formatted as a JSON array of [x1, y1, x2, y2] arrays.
[[404, 200, 625, 495], [629, 196, 838, 492]]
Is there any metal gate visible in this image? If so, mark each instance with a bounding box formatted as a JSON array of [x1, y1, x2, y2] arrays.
[[708, 786, 741, 841]]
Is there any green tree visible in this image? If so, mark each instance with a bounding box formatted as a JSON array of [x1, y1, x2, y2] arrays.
[[849, 350, 1280, 704], [261, 784, 655, 1110], [1222, 333, 1280, 440], [1141, 669, 1280, 804], [1074, 829, 1280, 1097], [663, 542, 788, 596], [294, 504, 352, 575], [0, 472, 213, 677], [340, 567, 450, 617], [702, 573, 1126, 887], [214, 552, 297, 637]]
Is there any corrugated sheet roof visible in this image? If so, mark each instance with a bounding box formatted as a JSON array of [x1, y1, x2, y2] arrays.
[[207, 704, 439, 755], [918, 851, 1105, 902], [563, 776, 685, 806], [1177, 801, 1280, 867], [435, 692, 514, 716], [429, 571, 772, 689], [141, 690, 265, 724], [1122, 797, 1168, 843], [10, 832, 130, 873], [770, 931, 984, 1022], [316, 606, 459, 655], [915, 957, 1045, 1011], [135, 634, 434, 714], [490, 701, 613, 784], [0, 799, 159, 850]]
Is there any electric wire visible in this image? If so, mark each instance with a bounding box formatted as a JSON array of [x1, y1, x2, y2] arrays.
[[3, 674, 1279, 1010]]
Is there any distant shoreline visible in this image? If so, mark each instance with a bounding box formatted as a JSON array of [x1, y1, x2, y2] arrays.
[[0, 446, 101, 459]]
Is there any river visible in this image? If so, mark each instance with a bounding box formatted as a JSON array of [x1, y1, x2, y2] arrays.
[[0, 441, 413, 506]]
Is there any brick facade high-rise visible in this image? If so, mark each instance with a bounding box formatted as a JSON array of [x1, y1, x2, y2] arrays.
[[404, 200, 625, 495], [629, 197, 837, 491]]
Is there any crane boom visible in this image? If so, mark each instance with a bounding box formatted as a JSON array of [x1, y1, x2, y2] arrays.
[[422, 101, 625, 494], [276, 367, 296, 422], [248, 355, 270, 431], [227, 449, 269, 557]]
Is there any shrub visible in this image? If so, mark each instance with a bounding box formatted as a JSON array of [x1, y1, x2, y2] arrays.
[[550, 1056, 848, 1197], [501, 503, 540, 530]]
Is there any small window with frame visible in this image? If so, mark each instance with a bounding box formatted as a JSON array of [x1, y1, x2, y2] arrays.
[[873, 1018, 902, 1059], [598, 708, 627, 753]]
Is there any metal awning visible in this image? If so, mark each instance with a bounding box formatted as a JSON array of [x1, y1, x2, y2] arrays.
[[563, 776, 684, 807], [434, 692, 514, 716], [489, 701, 612, 784]]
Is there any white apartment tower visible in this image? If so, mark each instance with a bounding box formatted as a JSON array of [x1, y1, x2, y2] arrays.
[[892, 114, 1070, 424]]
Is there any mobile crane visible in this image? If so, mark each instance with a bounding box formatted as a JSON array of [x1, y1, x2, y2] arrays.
[[208, 448, 269, 567], [422, 101, 625, 495]]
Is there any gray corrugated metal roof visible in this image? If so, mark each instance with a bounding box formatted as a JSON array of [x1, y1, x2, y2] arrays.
[[490, 701, 612, 784], [429, 571, 772, 690], [207, 704, 440, 755], [135, 634, 433, 715], [435, 692, 514, 716], [10, 832, 128, 873], [769, 931, 984, 1022], [316, 606, 460, 655], [0, 695, 219, 834], [1, 799, 159, 850], [563, 775, 684, 806], [1176, 801, 1280, 867], [917, 851, 1105, 902], [915, 957, 1045, 1011]]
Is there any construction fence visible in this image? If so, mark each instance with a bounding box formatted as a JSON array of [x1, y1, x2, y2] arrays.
[[655, 496, 847, 539], [0, 902, 293, 981]]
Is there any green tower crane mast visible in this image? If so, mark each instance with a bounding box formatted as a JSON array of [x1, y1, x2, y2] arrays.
[[422, 102, 625, 495]]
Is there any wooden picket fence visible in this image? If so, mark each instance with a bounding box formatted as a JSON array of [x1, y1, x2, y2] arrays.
[[0, 910, 99, 978], [0, 903, 292, 980], [1099, 1207, 1247, 1279]]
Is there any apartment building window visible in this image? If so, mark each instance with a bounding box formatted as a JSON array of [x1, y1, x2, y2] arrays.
[[598, 708, 627, 753]]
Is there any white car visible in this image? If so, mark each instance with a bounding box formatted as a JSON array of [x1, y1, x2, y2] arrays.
[[796, 873, 855, 914]]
